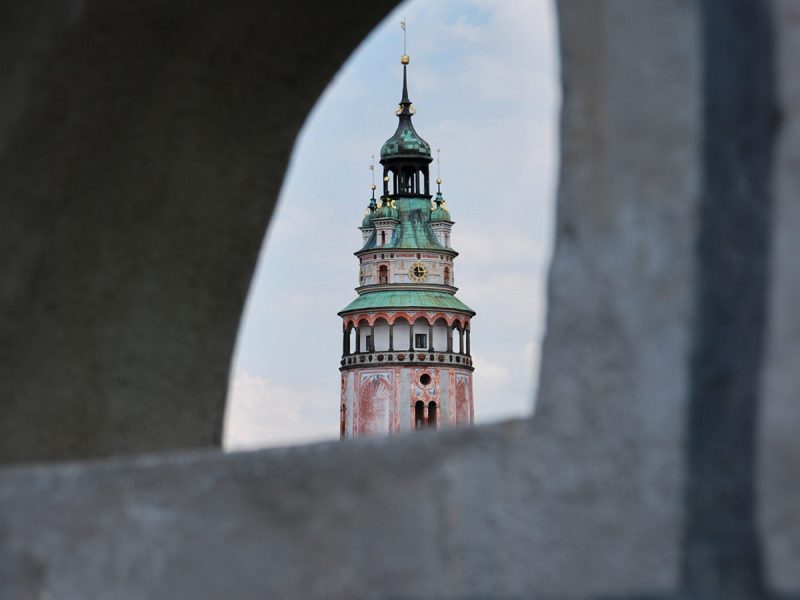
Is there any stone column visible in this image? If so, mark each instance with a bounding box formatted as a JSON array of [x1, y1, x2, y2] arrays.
[[388, 324, 394, 352]]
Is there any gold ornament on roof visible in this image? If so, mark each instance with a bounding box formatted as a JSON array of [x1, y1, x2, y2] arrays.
[[401, 54, 410, 65]]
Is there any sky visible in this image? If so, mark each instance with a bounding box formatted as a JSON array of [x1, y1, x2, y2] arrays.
[[223, 0, 560, 450]]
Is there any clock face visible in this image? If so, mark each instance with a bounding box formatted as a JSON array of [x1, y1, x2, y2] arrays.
[[409, 261, 429, 282]]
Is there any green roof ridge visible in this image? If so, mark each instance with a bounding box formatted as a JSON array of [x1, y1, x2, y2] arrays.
[[339, 289, 475, 315]]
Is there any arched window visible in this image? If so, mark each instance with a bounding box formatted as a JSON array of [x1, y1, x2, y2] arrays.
[[433, 318, 448, 352], [443, 267, 451, 286], [378, 265, 388, 284], [451, 324, 461, 353], [428, 402, 437, 428], [380, 231, 386, 245], [373, 318, 390, 352], [414, 401, 424, 430]]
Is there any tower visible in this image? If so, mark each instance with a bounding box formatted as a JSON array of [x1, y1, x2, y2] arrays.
[[339, 53, 475, 438]]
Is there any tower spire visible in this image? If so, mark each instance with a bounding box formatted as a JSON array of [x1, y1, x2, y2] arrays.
[[400, 62, 411, 108]]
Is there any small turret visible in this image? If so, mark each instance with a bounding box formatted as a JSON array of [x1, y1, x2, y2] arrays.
[[429, 177, 453, 248], [359, 188, 378, 242]]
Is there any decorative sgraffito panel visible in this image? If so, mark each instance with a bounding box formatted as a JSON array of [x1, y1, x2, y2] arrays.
[[357, 371, 393, 436], [455, 373, 471, 426]]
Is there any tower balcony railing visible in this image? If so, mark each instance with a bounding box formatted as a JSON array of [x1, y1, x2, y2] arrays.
[[340, 350, 473, 370]]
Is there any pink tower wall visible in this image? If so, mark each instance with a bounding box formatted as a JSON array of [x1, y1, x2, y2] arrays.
[[341, 365, 473, 438]]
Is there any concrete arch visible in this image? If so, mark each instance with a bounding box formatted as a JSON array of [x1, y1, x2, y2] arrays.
[[0, 0, 401, 464]]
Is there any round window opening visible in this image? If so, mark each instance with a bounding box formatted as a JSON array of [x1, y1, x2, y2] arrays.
[[419, 373, 432, 386]]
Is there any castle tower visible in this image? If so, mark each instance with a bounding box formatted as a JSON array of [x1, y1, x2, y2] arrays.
[[339, 53, 475, 438]]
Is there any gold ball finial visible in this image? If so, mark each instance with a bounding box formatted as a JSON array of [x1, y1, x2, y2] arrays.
[[383, 175, 390, 182], [400, 54, 410, 65], [370, 184, 376, 191], [436, 178, 442, 185]]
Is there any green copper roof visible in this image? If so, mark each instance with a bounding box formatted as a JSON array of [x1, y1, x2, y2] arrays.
[[380, 64, 432, 159], [430, 193, 451, 222], [361, 197, 444, 251], [380, 119, 431, 158], [340, 290, 474, 314]]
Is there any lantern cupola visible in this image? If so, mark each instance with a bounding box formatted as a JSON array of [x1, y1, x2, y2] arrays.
[[379, 55, 433, 197]]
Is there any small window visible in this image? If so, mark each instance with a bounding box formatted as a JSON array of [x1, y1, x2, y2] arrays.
[[428, 402, 437, 427], [419, 373, 431, 386], [381, 231, 386, 245], [378, 265, 388, 284], [414, 401, 424, 430], [365, 335, 372, 352], [415, 334, 427, 348]]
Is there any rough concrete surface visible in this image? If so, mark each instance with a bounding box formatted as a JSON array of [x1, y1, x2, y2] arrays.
[[0, 0, 798, 599], [0, 0, 399, 464], [759, 0, 800, 593]]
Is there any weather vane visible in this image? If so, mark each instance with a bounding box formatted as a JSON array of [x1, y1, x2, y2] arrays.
[[369, 154, 376, 196], [436, 148, 443, 193]]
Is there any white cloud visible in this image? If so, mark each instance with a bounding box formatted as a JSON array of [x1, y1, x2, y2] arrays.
[[224, 369, 338, 450]]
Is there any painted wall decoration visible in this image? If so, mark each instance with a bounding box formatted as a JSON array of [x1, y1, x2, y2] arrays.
[[357, 372, 393, 436], [455, 374, 472, 426]]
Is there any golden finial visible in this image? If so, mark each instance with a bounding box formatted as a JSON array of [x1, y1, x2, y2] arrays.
[[401, 54, 410, 65]]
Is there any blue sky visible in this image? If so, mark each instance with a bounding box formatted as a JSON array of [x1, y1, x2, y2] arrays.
[[224, 0, 559, 449]]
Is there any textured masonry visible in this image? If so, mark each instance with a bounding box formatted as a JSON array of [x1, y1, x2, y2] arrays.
[[0, 1, 798, 599]]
